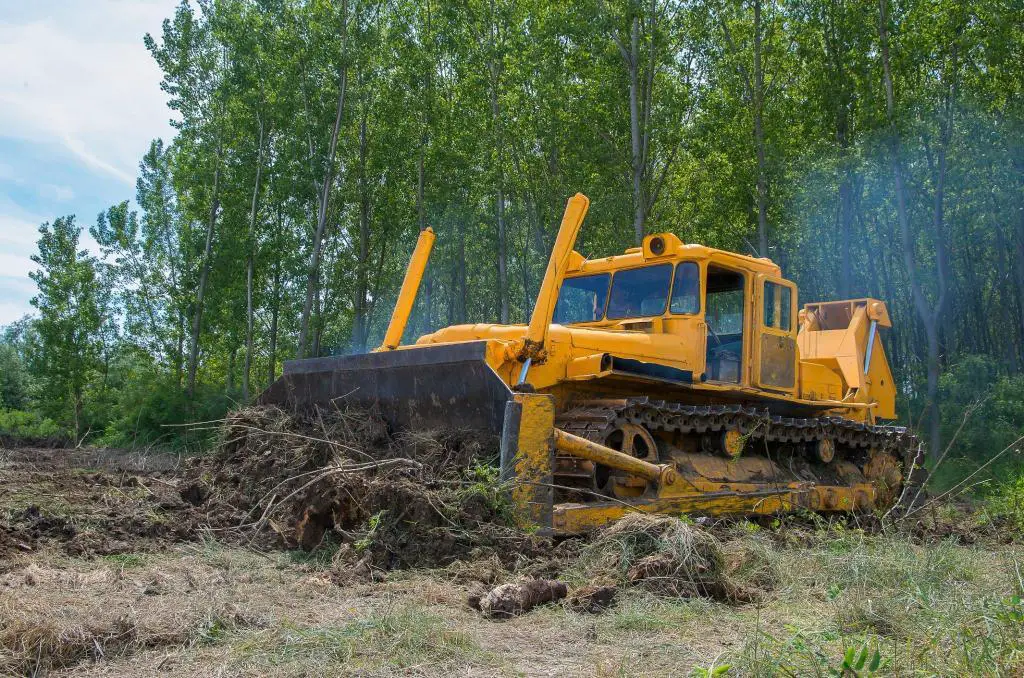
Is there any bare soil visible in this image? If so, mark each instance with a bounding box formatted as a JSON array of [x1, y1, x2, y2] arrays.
[[2, 417, 1022, 677]]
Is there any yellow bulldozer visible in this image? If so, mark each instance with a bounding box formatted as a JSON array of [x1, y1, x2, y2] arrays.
[[262, 193, 915, 535]]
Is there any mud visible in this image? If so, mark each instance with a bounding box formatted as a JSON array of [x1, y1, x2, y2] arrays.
[[0, 407, 544, 569], [0, 447, 196, 560], [565, 584, 618, 613], [179, 405, 548, 569]]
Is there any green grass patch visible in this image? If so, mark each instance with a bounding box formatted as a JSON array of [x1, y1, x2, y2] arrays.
[[231, 605, 487, 672], [101, 552, 148, 568]]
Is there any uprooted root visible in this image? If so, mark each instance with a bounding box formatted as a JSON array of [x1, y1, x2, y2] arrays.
[[182, 405, 547, 569], [470, 579, 568, 618], [569, 513, 766, 604]]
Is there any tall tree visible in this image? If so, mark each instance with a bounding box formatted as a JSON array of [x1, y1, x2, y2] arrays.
[[29, 217, 105, 437]]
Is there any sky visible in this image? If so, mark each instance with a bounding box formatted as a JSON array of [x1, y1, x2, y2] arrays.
[[0, 0, 178, 325]]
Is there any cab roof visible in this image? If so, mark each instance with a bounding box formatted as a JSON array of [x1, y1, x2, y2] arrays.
[[565, 232, 783, 278]]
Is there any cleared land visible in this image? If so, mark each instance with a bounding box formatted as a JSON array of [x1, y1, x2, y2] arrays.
[[2, 426, 1023, 676]]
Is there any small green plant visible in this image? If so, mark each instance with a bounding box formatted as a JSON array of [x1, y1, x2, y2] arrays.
[[689, 661, 731, 677], [354, 511, 387, 553], [456, 463, 516, 524], [987, 472, 1024, 534], [838, 641, 884, 677]]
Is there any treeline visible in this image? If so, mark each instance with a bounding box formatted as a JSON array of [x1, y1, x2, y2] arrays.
[[1, 0, 1022, 469]]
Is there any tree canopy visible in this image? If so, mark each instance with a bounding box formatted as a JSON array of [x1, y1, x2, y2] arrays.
[[3, 0, 1023, 473]]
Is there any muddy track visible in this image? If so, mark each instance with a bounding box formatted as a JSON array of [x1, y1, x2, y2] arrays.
[[554, 397, 918, 509]]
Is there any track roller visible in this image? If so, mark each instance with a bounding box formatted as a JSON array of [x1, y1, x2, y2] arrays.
[[815, 438, 835, 464]]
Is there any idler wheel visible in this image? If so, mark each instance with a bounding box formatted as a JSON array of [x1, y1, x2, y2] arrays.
[[815, 438, 836, 464], [600, 423, 659, 498], [721, 429, 745, 459]]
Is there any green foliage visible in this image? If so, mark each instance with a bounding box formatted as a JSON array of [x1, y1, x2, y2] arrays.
[[0, 344, 30, 411], [95, 375, 239, 451], [0, 409, 64, 442], [927, 355, 1024, 491], [456, 463, 516, 525], [986, 472, 1024, 534], [28, 216, 106, 437]]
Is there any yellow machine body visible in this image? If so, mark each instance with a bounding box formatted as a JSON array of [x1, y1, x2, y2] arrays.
[[262, 194, 912, 535], [413, 232, 896, 425]]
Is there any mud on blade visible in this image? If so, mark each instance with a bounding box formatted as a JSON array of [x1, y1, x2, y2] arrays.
[[259, 341, 513, 434]]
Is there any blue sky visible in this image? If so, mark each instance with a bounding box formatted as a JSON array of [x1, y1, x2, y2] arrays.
[[0, 0, 178, 325]]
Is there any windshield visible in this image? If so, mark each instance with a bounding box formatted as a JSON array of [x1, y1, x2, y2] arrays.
[[606, 264, 672, 320], [553, 274, 610, 324], [670, 262, 700, 314]]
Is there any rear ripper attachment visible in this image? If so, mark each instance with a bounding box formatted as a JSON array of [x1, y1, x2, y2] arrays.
[[500, 394, 913, 536]]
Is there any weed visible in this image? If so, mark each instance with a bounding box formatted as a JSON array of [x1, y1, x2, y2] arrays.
[[101, 552, 147, 568]]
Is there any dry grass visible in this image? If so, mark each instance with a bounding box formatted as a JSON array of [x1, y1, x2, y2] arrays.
[[2, 526, 1023, 677], [4, 441, 1024, 677]]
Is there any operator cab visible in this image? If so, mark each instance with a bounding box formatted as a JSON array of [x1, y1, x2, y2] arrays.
[[553, 233, 796, 393]]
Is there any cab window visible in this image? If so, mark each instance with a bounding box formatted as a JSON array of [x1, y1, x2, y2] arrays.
[[763, 281, 792, 331], [706, 267, 744, 336], [554, 273, 610, 324], [670, 262, 700, 314], [606, 264, 672, 320]]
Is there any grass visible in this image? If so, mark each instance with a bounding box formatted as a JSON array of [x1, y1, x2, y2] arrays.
[[727, 530, 1024, 676], [2, 519, 1022, 676], [231, 604, 488, 673]]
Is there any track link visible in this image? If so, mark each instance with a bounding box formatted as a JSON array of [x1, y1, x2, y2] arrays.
[[554, 397, 918, 511]]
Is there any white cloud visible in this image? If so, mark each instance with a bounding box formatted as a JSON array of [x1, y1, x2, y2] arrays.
[[0, 1, 178, 186], [0, 1, 178, 321], [0, 301, 33, 326], [0, 214, 41, 249], [36, 183, 75, 202], [0, 252, 35, 280]]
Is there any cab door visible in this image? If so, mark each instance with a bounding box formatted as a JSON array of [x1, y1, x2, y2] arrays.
[[753, 275, 798, 394]]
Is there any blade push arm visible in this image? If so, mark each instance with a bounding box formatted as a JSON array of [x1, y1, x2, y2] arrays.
[[521, 193, 590, 362], [378, 227, 435, 351]]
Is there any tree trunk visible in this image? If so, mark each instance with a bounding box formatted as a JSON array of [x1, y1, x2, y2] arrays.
[[298, 4, 348, 358], [243, 116, 265, 402], [1015, 215, 1024, 360], [489, 56, 508, 323], [417, 135, 431, 334], [627, 17, 645, 244], [417, 0, 434, 335], [352, 108, 371, 352], [186, 158, 220, 397], [226, 347, 236, 392], [880, 0, 946, 456], [456, 217, 467, 323], [836, 91, 855, 298], [753, 0, 768, 258], [268, 255, 281, 387], [311, 270, 323, 358], [175, 315, 185, 389]]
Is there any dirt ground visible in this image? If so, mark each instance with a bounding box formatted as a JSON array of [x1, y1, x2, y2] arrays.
[[2, 441, 1022, 677]]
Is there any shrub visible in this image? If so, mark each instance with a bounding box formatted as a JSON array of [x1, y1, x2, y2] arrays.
[[925, 356, 1024, 491], [0, 409, 66, 443], [986, 471, 1024, 534]]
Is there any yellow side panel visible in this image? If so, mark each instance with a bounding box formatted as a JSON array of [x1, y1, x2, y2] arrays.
[[799, 361, 844, 401]]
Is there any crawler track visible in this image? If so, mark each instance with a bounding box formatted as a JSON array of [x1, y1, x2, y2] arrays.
[[554, 397, 918, 512]]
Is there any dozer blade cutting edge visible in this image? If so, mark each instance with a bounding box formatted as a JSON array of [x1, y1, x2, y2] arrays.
[[261, 193, 919, 535], [259, 341, 513, 433]]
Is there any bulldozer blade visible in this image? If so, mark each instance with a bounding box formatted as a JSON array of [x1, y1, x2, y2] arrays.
[[259, 341, 513, 434]]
